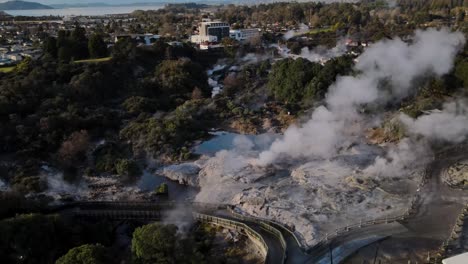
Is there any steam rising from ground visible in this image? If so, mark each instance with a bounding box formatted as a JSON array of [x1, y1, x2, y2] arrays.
[[257, 28, 465, 166], [283, 23, 309, 40], [298, 38, 348, 63], [162, 203, 194, 235], [273, 38, 348, 64], [364, 139, 432, 177], [401, 100, 468, 143], [190, 29, 467, 242]]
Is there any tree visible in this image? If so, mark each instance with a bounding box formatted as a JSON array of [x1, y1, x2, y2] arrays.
[[0, 214, 69, 264], [71, 25, 89, 60], [455, 58, 468, 89], [131, 223, 179, 264], [221, 37, 237, 57], [191, 87, 204, 100], [43, 36, 58, 58], [15, 57, 32, 74], [56, 244, 108, 264], [88, 34, 108, 59], [267, 56, 353, 106], [58, 46, 73, 62], [58, 130, 90, 166], [267, 58, 321, 104], [112, 37, 136, 60], [122, 96, 158, 114], [155, 59, 209, 97], [115, 159, 141, 179]]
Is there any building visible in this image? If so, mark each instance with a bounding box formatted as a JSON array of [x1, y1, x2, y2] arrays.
[[114, 33, 160, 46], [443, 252, 468, 264], [199, 20, 230, 42], [229, 28, 260, 42], [190, 35, 217, 44], [191, 19, 230, 45]]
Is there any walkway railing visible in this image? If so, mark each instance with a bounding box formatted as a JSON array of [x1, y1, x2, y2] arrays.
[[193, 212, 269, 262], [226, 206, 288, 263], [308, 194, 421, 253]]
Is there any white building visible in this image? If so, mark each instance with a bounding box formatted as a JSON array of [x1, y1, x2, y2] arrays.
[[229, 28, 261, 42], [443, 253, 468, 264], [190, 19, 230, 45], [190, 35, 217, 44]]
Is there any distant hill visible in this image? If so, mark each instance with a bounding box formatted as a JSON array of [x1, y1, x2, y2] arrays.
[[0, 1, 53, 10]]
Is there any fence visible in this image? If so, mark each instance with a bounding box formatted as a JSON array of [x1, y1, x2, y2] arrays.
[[228, 206, 306, 247], [74, 209, 162, 220], [193, 212, 269, 261], [226, 206, 288, 263], [308, 168, 427, 254]]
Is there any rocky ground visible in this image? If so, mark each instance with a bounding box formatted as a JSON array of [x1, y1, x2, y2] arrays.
[[161, 140, 423, 247], [210, 225, 264, 264], [41, 170, 154, 202], [443, 160, 468, 188]]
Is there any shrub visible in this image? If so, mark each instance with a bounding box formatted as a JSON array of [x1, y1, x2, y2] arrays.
[[131, 223, 179, 264], [122, 96, 158, 114], [56, 244, 108, 264], [115, 159, 141, 179], [155, 183, 168, 195]]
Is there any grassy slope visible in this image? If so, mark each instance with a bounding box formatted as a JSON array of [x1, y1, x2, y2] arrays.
[[74, 57, 112, 64], [0, 66, 15, 73]]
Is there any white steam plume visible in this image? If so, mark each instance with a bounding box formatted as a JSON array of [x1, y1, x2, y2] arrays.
[[283, 23, 309, 40], [364, 138, 431, 177], [400, 100, 468, 143], [257, 28, 465, 166], [298, 38, 348, 63]]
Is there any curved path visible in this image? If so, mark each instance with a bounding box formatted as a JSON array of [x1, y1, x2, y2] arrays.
[[341, 145, 468, 263], [56, 202, 285, 264], [211, 209, 286, 264]]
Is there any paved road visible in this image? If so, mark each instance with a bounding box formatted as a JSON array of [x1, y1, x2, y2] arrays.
[[344, 145, 468, 263], [213, 209, 286, 264]]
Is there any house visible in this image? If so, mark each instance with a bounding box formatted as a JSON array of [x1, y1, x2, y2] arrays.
[[114, 33, 160, 46]]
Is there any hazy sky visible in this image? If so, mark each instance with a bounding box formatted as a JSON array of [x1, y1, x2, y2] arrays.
[[0, 0, 184, 4], [1, 0, 358, 5], [27, 0, 294, 5]]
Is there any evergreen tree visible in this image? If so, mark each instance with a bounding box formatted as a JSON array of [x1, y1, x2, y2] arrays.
[[88, 34, 108, 59]]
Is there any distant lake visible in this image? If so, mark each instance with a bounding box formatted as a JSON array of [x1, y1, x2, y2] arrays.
[[4, 5, 163, 17]]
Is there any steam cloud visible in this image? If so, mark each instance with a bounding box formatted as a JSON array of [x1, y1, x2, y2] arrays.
[[364, 138, 431, 177], [298, 39, 348, 63], [400, 100, 468, 143], [283, 23, 309, 40], [257, 28, 466, 166]]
